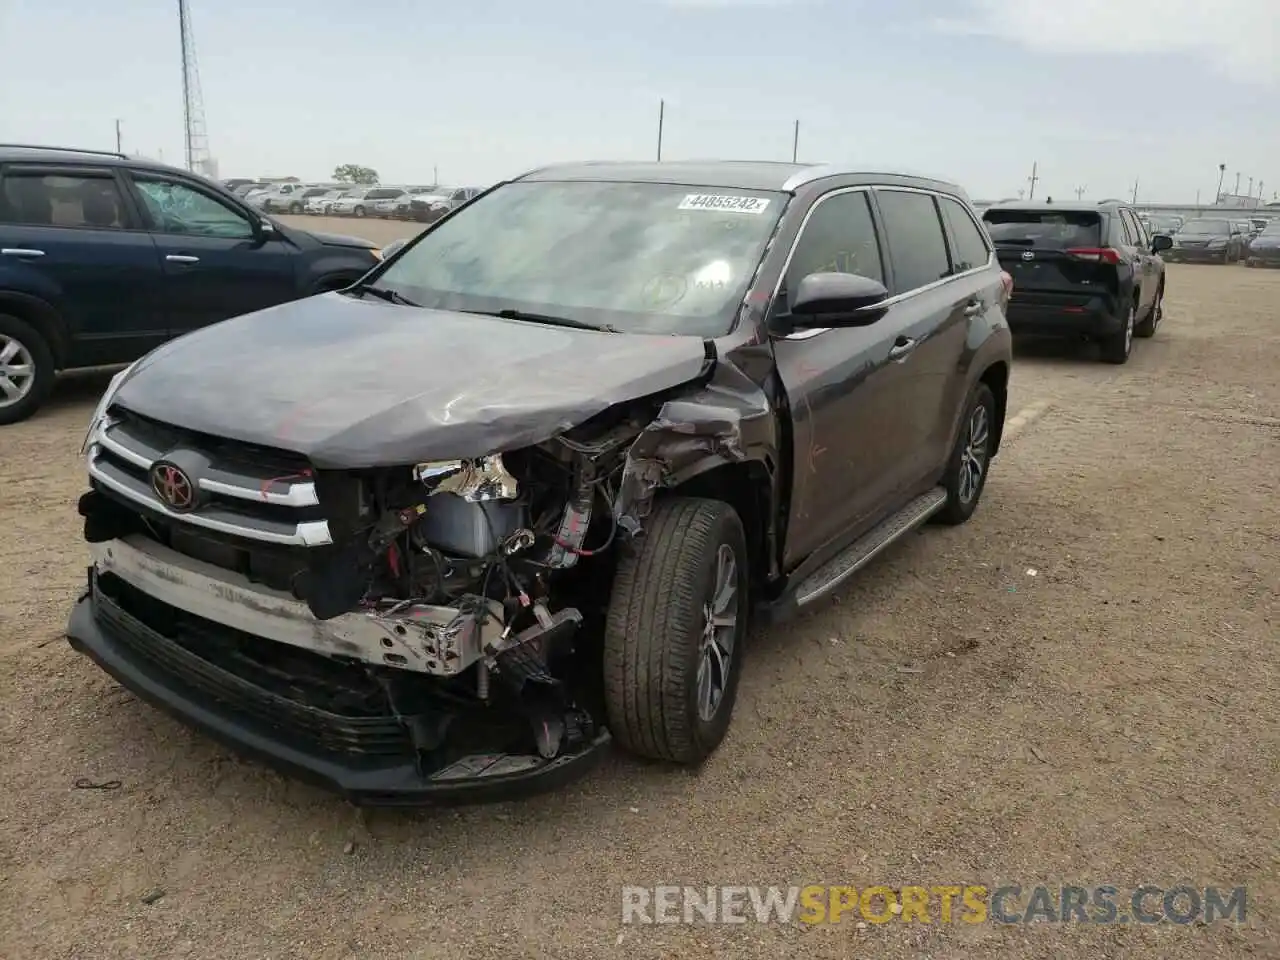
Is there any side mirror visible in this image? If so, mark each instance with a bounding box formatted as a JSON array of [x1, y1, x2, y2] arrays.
[[787, 272, 890, 328], [1151, 233, 1173, 252]]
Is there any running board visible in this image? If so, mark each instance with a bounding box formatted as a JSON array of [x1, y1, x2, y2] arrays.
[[761, 487, 948, 622]]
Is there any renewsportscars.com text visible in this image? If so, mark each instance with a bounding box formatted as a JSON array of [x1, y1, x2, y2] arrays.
[[621, 884, 1247, 925]]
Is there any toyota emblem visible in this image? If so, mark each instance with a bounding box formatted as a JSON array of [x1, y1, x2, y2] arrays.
[[150, 462, 196, 511], [1021, 251, 1035, 261]]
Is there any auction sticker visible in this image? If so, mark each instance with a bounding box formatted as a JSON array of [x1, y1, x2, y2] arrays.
[[678, 193, 771, 215]]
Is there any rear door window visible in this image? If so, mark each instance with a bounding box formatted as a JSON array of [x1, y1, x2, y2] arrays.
[[0, 171, 132, 229], [875, 189, 951, 293], [983, 209, 1103, 250], [938, 196, 991, 273]]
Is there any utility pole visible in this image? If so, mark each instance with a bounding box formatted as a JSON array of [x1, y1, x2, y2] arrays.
[[656, 99, 665, 162], [1233, 171, 1241, 195], [433, 164, 438, 185], [1131, 178, 1139, 204], [1257, 181, 1264, 208], [792, 119, 799, 163], [1248, 176, 1253, 197], [1027, 161, 1039, 200], [115, 119, 122, 153], [1074, 185, 1086, 200], [1216, 163, 1226, 203]]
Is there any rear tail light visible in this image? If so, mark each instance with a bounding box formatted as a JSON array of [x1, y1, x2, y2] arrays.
[[1066, 247, 1122, 264]]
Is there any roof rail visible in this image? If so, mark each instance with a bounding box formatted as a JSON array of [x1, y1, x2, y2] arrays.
[[782, 162, 957, 192], [0, 143, 127, 159]]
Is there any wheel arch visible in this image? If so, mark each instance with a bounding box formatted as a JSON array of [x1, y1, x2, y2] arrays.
[[978, 360, 1009, 457], [663, 459, 776, 593], [0, 291, 69, 368]]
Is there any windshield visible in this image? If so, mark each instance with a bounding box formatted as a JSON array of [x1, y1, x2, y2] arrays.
[[1179, 219, 1230, 235], [367, 189, 403, 199], [1261, 223, 1280, 236], [340, 189, 369, 199], [1149, 217, 1181, 233], [982, 209, 1101, 248], [372, 179, 785, 336]]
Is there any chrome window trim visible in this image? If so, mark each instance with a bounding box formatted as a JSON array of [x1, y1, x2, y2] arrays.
[[773, 185, 993, 341]]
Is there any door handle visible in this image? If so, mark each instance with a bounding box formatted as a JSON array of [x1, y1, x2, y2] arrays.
[[963, 299, 984, 316], [166, 254, 200, 264], [1, 248, 45, 257], [888, 337, 918, 362]]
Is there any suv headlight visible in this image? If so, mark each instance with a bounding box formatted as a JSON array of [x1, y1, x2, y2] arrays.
[[80, 361, 137, 456]]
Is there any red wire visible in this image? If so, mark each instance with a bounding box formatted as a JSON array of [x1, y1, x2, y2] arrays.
[[259, 467, 313, 502]]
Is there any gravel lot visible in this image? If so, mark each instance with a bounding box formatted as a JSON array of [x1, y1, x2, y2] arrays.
[[1, 230, 1276, 959]]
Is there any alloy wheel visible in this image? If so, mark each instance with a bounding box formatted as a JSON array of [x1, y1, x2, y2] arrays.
[[958, 403, 990, 505], [696, 544, 739, 722], [0, 335, 36, 409]]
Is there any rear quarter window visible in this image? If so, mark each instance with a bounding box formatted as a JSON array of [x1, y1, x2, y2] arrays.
[[983, 209, 1102, 249]]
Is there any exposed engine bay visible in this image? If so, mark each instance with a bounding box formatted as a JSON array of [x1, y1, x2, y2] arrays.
[[80, 405, 676, 774]]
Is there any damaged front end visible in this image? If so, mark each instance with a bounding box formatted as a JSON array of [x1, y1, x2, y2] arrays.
[[71, 389, 753, 803]]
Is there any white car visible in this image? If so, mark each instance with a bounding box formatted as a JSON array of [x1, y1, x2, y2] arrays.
[[369, 188, 410, 218], [304, 189, 351, 215], [330, 187, 404, 218]]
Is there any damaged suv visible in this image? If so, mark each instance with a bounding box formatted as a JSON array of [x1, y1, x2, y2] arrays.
[[68, 161, 1012, 803]]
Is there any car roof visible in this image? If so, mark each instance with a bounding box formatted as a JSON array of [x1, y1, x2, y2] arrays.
[[0, 143, 187, 176], [514, 160, 967, 197]]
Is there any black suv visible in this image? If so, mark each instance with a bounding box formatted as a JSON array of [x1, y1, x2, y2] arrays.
[[982, 200, 1172, 363], [69, 161, 1012, 804], [0, 145, 385, 424]]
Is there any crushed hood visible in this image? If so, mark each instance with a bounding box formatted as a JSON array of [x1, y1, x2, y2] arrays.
[[113, 293, 711, 468]]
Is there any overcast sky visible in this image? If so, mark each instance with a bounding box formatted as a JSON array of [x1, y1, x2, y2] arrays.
[[2, 0, 1276, 202]]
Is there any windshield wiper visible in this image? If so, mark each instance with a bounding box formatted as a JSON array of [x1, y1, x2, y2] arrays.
[[352, 284, 420, 307], [474, 309, 619, 333]]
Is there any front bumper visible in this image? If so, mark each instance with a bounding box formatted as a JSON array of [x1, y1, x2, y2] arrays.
[[1246, 248, 1280, 266], [66, 562, 611, 806], [1164, 245, 1233, 263], [1004, 293, 1123, 339]]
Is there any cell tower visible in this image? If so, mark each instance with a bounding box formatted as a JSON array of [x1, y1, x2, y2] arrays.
[[178, 0, 213, 176]]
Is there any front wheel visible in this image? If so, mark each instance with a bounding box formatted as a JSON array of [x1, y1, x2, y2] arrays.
[[353, 205, 365, 218], [934, 383, 996, 526], [603, 498, 749, 764], [288, 202, 302, 214]]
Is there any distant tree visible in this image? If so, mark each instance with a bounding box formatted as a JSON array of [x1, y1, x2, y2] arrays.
[[333, 164, 379, 185]]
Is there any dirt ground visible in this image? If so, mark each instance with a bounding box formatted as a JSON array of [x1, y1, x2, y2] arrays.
[[0, 232, 1276, 958]]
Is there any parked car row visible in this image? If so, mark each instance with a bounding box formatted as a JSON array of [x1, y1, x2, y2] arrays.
[[220, 179, 486, 222]]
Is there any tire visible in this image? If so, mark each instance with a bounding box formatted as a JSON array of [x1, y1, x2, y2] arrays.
[[1134, 283, 1163, 338], [602, 498, 749, 764], [288, 202, 302, 214], [0, 313, 56, 426], [1101, 301, 1135, 364], [934, 382, 996, 526], [354, 205, 366, 218], [262, 200, 274, 213]]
